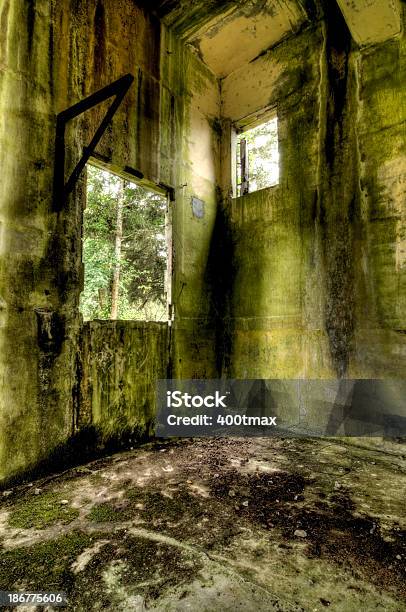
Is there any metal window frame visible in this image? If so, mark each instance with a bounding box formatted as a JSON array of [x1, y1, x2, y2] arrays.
[[239, 138, 249, 196], [53, 73, 134, 211], [234, 105, 278, 198]]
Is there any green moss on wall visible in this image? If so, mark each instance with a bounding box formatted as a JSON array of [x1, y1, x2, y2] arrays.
[[80, 321, 168, 441]]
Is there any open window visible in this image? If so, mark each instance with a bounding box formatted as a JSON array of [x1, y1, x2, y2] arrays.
[[80, 164, 170, 322], [235, 114, 279, 197]]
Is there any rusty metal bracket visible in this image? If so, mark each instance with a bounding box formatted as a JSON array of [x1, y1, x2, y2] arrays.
[[53, 73, 134, 211]]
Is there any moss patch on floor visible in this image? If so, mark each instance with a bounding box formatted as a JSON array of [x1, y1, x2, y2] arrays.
[[0, 531, 92, 591], [0, 529, 202, 610], [88, 502, 120, 523], [7, 492, 79, 529], [83, 532, 201, 605], [0, 438, 404, 610]]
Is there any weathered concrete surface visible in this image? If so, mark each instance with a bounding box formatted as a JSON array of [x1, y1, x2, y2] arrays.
[[221, 24, 323, 378], [352, 24, 406, 375], [0, 438, 404, 610], [0, 0, 79, 482], [337, 0, 402, 47], [0, 0, 220, 482], [170, 46, 221, 381], [149, 0, 306, 46], [191, 0, 307, 78], [1, 0, 405, 484], [150, 0, 403, 78], [80, 321, 168, 441], [218, 8, 406, 380]]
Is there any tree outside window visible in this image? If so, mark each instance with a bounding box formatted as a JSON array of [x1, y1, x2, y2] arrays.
[[80, 165, 168, 322]]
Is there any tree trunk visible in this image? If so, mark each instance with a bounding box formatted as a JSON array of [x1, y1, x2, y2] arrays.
[[110, 180, 125, 319], [98, 287, 106, 309]]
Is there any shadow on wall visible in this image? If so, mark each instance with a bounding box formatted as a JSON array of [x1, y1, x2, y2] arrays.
[[204, 199, 236, 377]]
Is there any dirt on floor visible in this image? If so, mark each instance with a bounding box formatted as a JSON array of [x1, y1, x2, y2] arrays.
[[0, 437, 405, 611]]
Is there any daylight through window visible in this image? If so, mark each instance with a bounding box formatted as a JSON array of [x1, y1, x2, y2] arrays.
[[236, 116, 279, 196], [80, 165, 168, 322]]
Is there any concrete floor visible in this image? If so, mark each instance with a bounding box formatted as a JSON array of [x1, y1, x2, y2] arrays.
[[0, 437, 405, 611]]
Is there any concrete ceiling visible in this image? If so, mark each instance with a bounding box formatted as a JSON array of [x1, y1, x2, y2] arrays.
[[149, 0, 403, 78], [189, 1, 307, 78], [336, 0, 402, 47], [150, 0, 309, 78], [147, 0, 240, 38]]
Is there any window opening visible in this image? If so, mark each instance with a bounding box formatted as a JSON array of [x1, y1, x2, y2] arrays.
[[80, 164, 169, 322], [236, 116, 279, 196]]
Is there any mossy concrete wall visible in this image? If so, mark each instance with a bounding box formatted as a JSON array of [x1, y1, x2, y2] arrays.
[[0, 0, 220, 482], [353, 27, 406, 376], [218, 6, 406, 381], [220, 24, 324, 378], [169, 47, 221, 380], [80, 321, 168, 441], [0, 0, 404, 483]]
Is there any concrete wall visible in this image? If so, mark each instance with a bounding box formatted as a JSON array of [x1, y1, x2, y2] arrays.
[[353, 28, 406, 376], [218, 7, 406, 380], [0, 0, 404, 482], [0, 0, 220, 482], [80, 321, 168, 441], [170, 49, 221, 380], [220, 24, 324, 378]]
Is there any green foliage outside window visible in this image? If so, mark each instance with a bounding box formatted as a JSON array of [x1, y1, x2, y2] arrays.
[[80, 165, 167, 321], [236, 116, 279, 196]]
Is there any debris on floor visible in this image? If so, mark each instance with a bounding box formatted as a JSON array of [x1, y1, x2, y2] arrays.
[[0, 437, 404, 611]]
